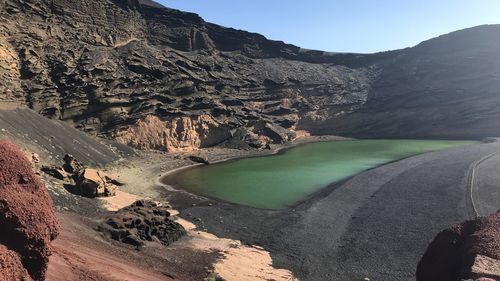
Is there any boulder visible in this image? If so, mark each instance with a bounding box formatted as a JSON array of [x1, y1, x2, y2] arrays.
[[226, 121, 292, 149], [250, 120, 290, 144], [98, 200, 186, 247], [41, 165, 69, 181], [62, 154, 82, 174], [31, 153, 40, 164], [417, 212, 500, 281], [75, 168, 118, 197], [188, 155, 210, 165], [0, 140, 60, 280]]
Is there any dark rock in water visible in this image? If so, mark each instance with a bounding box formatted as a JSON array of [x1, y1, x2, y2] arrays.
[[98, 200, 186, 247], [416, 212, 500, 281], [0, 140, 60, 281], [189, 155, 210, 165]]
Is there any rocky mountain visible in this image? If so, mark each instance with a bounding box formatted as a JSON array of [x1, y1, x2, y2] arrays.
[[1, 0, 499, 151]]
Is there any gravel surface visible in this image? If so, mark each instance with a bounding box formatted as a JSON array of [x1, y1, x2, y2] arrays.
[[475, 153, 500, 216], [174, 141, 500, 281]]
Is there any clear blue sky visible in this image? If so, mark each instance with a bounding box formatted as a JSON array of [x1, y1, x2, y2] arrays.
[[157, 0, 500, 53]]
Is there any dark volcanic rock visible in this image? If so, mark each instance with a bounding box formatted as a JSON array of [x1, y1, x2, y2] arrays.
[[62, 154, 82, 174], [0, 140, 60, 281], [0, 0, 371, 146], [0, 0, 500, 144], [417, 212, 500, 281], [188, 155, 210, 165], [98, 200, 186, 247], [41, 165, 69, 180]]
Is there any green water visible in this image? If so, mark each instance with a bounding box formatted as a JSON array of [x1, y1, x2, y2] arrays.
[[163, 140, 476, 209]]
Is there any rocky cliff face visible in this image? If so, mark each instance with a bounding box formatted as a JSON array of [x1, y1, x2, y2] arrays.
[[114, 114, 231, 152], [0, 0, 499, 146]]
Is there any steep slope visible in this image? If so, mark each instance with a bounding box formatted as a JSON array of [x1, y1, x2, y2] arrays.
[[0, 109, 133, 166], [302, 25, 500, 138], [0, 0, 499, 147]]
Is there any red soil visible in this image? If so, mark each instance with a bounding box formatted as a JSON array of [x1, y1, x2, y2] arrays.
[[46, 213, 174, 281], [0, 140, 60, 280]]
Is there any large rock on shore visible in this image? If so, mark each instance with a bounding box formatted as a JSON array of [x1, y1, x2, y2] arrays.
[[0, 140, 60, 280], [417, 212, 500, 281], [98, 200, 186, 247], [75, 168, 119, 198]]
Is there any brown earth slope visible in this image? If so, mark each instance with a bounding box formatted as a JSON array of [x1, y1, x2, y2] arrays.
[[1, 0, 499, 146]]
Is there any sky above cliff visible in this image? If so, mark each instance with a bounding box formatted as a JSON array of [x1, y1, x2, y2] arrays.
[[158, 0, 500, 53]]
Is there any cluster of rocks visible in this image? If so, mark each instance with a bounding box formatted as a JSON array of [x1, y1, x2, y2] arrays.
[[0, 140, 60, 281], [98, 200, 186, 247], [42, 154, 121, 198], [417, 211, 500, 281], [234, 120, 294, 149]]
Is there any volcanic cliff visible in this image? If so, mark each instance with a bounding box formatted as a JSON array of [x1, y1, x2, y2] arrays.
[[1, 0, 500, 150]]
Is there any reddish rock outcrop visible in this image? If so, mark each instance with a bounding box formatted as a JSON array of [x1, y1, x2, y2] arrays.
[[0, 140, 60, 281], [98, 200, 186, 247], [417, 212, 500, 281], [0, 245, 32, 281]]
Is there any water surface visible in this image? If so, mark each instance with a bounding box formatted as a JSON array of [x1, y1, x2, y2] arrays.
[[163, 140, 476, 209]]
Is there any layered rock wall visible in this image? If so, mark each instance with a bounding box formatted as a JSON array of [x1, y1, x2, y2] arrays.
[[1, 0, 500, 143]]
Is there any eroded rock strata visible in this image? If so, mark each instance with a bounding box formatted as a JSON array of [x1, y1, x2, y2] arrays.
[[0, 140, 60, 281], [1, 0, 499, 147]]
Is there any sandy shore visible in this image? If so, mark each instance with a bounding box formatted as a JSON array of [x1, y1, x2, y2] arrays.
[[99, 185, 297, 281], [98, 136, 348, 281]]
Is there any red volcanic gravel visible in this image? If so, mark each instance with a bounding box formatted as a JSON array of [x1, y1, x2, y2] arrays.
[[0, 140, 60, 280], [0, 244, 32, 281], [417, 212, 500, 281]]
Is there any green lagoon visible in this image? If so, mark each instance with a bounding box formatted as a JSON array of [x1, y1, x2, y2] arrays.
[[163, 140, 476, 209]]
